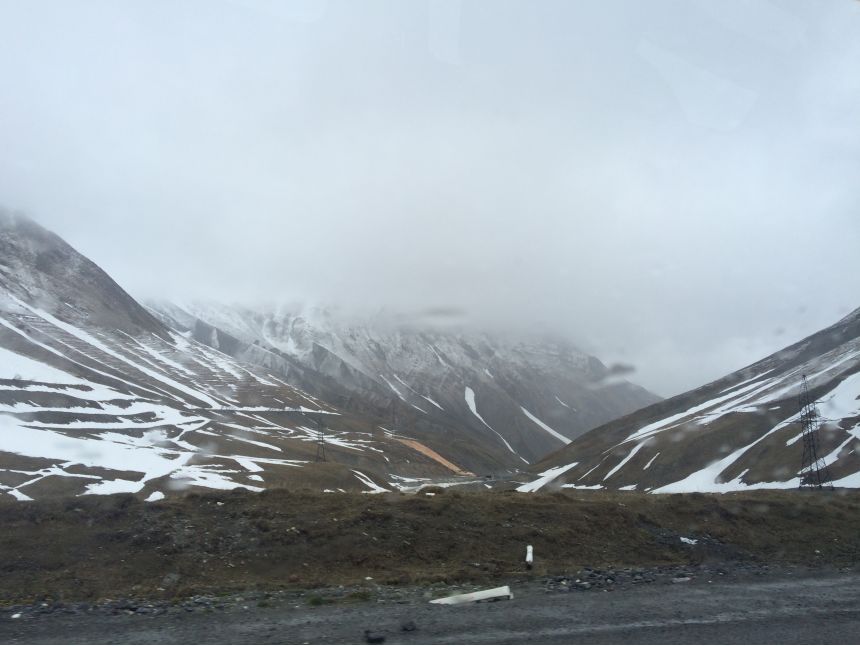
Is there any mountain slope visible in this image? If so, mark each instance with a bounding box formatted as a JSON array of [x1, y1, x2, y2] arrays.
[[522, 307, 860, 493], [148, 301, 659, 466], [0, 213, 659, 499], [0, 212, 470, 500]]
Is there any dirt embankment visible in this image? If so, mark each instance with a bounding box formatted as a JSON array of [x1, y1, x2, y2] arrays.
[[1, 488, 859, 604]]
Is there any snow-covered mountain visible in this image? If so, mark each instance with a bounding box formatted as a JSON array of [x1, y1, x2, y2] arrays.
[[0, 212, 657, 500], [148, 301, 658, 466], [0, 213, 468, 500], [521, 307, 860, 493]]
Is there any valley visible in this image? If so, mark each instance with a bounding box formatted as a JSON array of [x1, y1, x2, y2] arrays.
[[0, 212, 657, 500]]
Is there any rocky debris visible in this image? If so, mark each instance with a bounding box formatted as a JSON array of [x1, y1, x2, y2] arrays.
[[0, 583, 435, 621], [3, 568, 859, 645], [3, 599, 171, 620], [0, 562, 829, 626], [364, 629, 386, 644], [161, 573, 180, 588], [542, 563, 778, 594]]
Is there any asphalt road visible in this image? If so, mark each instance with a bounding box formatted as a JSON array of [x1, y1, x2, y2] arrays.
[[3, 571, 860, 644]]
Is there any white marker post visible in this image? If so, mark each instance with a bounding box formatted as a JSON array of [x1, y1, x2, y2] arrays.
[[525, 544, 533, 570]]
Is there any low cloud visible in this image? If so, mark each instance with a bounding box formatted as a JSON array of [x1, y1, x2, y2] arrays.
[[1, 0, 858, 396]]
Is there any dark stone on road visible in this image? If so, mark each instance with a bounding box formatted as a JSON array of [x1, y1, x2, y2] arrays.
[[364, 629, 386, 644]]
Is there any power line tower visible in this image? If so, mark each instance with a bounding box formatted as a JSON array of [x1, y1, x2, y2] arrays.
[[798, 375, 833, 490], [314, 416, 327, 463]]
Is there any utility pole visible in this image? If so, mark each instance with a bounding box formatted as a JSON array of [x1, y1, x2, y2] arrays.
[[315, 415, 327, 463], [798, 375, 833, 490]]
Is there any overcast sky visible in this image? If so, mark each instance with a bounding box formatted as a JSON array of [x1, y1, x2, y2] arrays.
[[1, 0, 859, 397]]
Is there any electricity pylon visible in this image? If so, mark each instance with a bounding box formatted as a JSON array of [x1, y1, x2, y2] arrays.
[[315, 416, 327, 462], [798, 375, 833, 489]]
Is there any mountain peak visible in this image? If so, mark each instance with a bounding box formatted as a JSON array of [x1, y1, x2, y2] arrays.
[[0, 210, 166, 338]]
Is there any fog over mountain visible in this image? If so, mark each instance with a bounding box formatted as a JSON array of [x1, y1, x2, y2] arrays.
[[1, 0, 858, 396]]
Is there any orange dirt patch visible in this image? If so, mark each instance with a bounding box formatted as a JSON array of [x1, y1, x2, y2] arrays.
[[395, 438, 475, 475]]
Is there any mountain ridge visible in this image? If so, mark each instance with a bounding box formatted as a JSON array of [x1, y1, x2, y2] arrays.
[[148, 299, 659, 464], [523, 305, 860, 493], [0, 213, 658, 500]]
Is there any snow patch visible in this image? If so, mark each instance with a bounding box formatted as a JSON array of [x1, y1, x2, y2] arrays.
[[516, 462, 579, 493], [84, 478, 145, 495], [0, 345, 79, 384], [555, 396, 576, 411], [520, 407, 570, 445], [351, 470, 389, 494], [643, 452, 660, 470], [233, 457, 264, 472], [561, 483, 603, 490], [20, 302, 224, 407], [421, 395, 445, 411], [464, 387, 527, 462], [604, 442, 646, 481]]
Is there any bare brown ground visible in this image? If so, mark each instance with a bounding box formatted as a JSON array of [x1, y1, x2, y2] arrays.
[[1, 488, 859, 605]]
